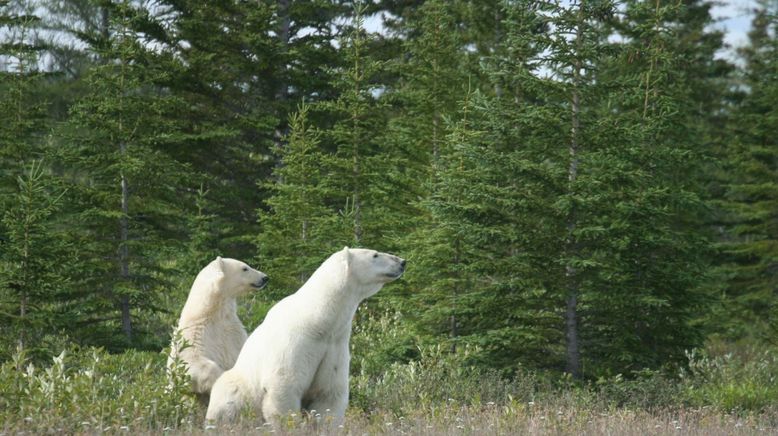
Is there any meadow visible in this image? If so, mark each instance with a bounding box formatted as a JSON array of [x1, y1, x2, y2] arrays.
[[1, 329, 776, 435]]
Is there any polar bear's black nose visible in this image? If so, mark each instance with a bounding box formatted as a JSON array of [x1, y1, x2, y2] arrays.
[[254, 276, 269, 288], [400, 259, 406, 269]]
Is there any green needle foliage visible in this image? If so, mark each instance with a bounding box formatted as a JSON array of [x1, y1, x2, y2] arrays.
[[0, 0, 771, 384], [55, 0, 193, 350], [256, 102, 349, 304], [0, 162, 70, 361], [714, 1, 778, 343]]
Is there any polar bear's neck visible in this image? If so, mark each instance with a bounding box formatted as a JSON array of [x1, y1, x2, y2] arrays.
[[179, 282, 239, 325], [291, 256, 381, 337]]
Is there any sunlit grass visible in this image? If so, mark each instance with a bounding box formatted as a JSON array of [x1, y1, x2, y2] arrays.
[[1, 342, 776, 435]]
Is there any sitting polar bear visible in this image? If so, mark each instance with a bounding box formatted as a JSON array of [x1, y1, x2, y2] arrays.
[[168, 257, 268, 400], [206, 247, 405, 424]]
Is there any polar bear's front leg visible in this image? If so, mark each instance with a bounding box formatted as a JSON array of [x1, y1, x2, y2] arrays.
[[205, 369, 248, 423], [306, 391, 348, 425], [261, 386, 303, 425], [188, 357, 225, 394], [305, 348, 350, 424]]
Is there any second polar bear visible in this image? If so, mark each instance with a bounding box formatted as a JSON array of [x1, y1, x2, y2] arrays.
[[169, 257, 268, 399], [206, 247, 405, 424]]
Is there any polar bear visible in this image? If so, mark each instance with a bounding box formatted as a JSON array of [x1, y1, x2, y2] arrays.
[[205, 247, 405, 424], [168, 256, 268, 400]]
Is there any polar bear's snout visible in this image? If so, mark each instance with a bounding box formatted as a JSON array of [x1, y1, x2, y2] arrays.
[[252, 274, 270, 289], [387, 256, 406, 279]]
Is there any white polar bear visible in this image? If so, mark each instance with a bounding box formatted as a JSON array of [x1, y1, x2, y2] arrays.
[[206, 247, 405, 424], [168, 256, 268, 399]]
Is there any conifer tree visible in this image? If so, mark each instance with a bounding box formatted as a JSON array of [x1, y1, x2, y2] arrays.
[[0, 162, 71, 360], [406, 0, 714, 376], [256, 102, 350, 303], [255, 2, 395, 314], [714, 1, 778, 342], [0, 0, 49, 191], [567, 0, 713, 374], [318, 1, 391, 248], [404, 0, 567, 369], [57, 0, 192, 348], [383, 0, 468, 201]]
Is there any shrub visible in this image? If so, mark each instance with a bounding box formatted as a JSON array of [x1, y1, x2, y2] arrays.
[[0, 344, 198, 433], [681, 348, 778, 413]]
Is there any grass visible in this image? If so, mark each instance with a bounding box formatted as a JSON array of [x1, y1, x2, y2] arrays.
[[0, 341, 776, 435]]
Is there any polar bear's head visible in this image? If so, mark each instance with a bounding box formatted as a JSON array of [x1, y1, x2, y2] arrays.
[[211, 256, 269, 297], [342, 247, 406, 288]]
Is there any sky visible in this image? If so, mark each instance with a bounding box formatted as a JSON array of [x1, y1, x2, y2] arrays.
[[364, 0, 760, 63], [710, 0, 758, 60]]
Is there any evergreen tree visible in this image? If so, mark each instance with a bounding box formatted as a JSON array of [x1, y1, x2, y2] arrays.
[[405, 0, 567, 370], [406, 0, 714, 376], [0, 162, 71, 360], [382, 0, 469, 204], [256, 102, 350, 305], [714, 1, 778, 342], [57, 0, 193, 349], [144, 0, 348, 258], [0, 0, 49, 191], [564, 0, 713, 374], [318, 2, 391, 248], [255, 3, 405, 330]]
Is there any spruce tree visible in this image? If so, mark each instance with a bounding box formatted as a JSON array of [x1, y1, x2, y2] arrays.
[[57, 0, 193, 349], [0, 0, 49, 191], [255, 2, 398, 323], [0, 162, 71, 360], [714, 1, 778, 342], [319, 2, 391, 248], [256, 102, 350, 305], [404, 0, 567, 370], [406, 0, 714, 376], [568, 0, 713, 374]]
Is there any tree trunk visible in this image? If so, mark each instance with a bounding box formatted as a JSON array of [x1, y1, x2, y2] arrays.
[[565, 2, 584, 379], [119, 141, 132, 340], [274, 0, 291, 150]]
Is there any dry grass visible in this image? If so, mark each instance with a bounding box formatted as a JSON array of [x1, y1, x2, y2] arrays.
[[66, 403, 772, 436], [2, 342, 777, 435]]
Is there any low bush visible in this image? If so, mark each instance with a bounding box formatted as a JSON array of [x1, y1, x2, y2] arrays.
[[682, 347, 778, 413], [0, 345, 198, 434]]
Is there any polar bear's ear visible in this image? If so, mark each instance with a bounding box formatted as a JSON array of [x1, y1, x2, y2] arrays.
[[214, 256, 225, 272], [341, 246, 352, 268]]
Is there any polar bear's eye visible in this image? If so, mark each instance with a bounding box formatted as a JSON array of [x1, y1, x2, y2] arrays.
[[242, 266, 248, 272], [372, 253, 378, 259]]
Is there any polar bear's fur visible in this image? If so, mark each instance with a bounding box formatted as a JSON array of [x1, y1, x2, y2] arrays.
[[168, 257, 268, 399], [205, 247, 405, 424]]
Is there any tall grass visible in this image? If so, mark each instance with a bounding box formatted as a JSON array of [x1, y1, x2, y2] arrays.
[[1, 313, 776, 434]]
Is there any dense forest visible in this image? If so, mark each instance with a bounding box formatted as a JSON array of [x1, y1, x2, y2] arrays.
[[0, 0, 776, 386]]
